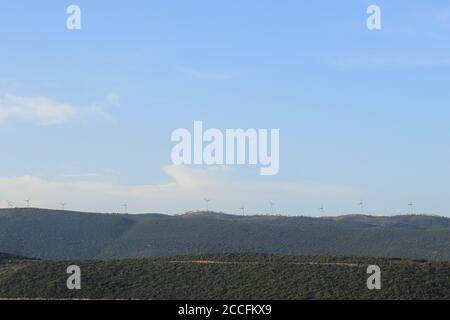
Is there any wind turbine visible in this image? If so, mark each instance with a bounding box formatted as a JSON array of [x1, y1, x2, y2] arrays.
[[269, 201, 275, 215], [319, 205, 325, 214], [239, 204, 245, 216], [60, 202, 67, 210], [24, 199, 30, 208], [408, 202, 414, 215], [122, 203, 128, 214], [204, 198, 211, 212], [358, 201, 364, 214]]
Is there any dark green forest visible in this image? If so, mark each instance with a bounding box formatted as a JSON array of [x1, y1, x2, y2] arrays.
[[0, 252, 449, 300], [1, 208, 450, 260]]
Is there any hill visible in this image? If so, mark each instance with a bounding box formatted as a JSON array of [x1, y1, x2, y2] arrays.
[[0, 208, 450, 260], [0, 252, 449, 300]]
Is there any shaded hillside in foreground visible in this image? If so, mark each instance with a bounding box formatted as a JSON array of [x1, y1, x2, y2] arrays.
[[0, 208, 450, 260], [0, 253, 449, 300]]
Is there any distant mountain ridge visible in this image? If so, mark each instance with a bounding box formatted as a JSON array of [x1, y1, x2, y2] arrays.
[[0, 208, 449, 260]]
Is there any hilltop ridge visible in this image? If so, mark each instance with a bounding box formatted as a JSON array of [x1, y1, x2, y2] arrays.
[[0, 208, 449, 261]]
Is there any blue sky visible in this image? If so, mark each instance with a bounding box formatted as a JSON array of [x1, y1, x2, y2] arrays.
[[1, 1, 450, 216]]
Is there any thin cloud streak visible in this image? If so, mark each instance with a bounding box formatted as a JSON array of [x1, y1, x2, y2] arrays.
[[176, 66, 232, 81], [331, 56, 450, 68], [0, 94, 78, 125], [0, 165, 360, 215], [0, 94, 112, 125]]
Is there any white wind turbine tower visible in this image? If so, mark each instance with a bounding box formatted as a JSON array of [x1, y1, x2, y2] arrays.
[[269, 201, 275, 215], [319, 205, 325, 214], [358, 201, 364, 214], [408, 201, 414, 215], [239, 204, 245, 216], [204, 198, 211, 212], [24, 199, 30, 208], [122, 203, 128, 214], [60, 202, 67, 210]]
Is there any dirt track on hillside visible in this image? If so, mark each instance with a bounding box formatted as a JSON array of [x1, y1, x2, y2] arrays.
[[169, 260, 361, 267]]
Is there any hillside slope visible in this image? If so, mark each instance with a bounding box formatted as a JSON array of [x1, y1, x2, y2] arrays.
[[0, 253, 449, 300], [0, 208, 449, 260]]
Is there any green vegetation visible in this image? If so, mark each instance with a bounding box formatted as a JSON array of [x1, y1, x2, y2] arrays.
[[1, 208, 450, 260], [0, 253, 449, 300]]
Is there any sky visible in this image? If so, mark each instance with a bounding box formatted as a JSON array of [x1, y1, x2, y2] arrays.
[[0, 0, 450, 216]]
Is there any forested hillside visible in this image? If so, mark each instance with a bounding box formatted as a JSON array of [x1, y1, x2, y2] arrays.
[[1, 208, 449, 260], [0, 252, 449, 300]]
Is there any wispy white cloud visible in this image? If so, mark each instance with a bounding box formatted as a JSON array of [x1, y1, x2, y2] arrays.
[[0, 165, 360, 215], [0, 94, 110, 125], [106, 92, 121, 106], [332, 56, 450, 68], [176, 66, 232, 81], [57, 172, 101, 180], [0, 94, 79, 125]]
